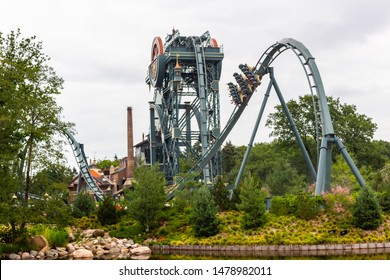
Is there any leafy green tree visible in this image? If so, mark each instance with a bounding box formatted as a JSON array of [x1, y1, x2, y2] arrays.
[[265, 161, 305, 196], [0, 29, 73, 235], [266, 95, 377, 167], [125, 165, 166, 232], [72, 190, 96, 218], [211, 176, 230, 211], [190, 186, 220, 237], [97, 158, 120, 170], [352, 187, 383, 230], [237, 172, 267, 229]]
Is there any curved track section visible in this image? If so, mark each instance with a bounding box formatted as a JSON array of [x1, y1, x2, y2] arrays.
[[197, 38, 335, 171], [64, 131, 104, 201]]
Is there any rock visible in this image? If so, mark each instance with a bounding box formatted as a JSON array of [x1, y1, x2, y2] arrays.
[[130, 246, 151, 256], [131, 254, 151, 260], [45, 249, 59, 260], [31, 235, 49, 253], [66, 244, 75, 254], [22, 252, 31, 260], [73, 248, 94, 260], [109, 246, 121, 256], [93, 229, 105, 237], [30, 250, 38, 257], [9, 253, 21, 260]]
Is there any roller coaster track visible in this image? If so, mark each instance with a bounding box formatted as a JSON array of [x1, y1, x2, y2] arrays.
[[197, 38, 334, 171], [165, 37, 365, 198], [63, 131, 104, 201]]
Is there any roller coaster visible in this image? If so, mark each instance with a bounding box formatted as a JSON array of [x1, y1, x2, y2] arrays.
[[65, 30, 365, 202], [145, 29, 366, 197]]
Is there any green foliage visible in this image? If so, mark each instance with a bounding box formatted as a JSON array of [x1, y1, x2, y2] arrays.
[[109, 220, 145, 243], [43, 227, 69, 248], [265, 161, 305, 196], [72, 191, 96, 218], [266, 94, 377, 166], [352, 187, 383, 230], [73, 215, 100, 230], [172, 179, 202, 211], [125, 165, 166, 232], [211, 176, 230, 211], [237, 173, 267, 229], [294, 191, 324, 220], [190, 186, 220, 237], [0, 29, 74, 233], [97, 158, 120, 169], [270, 196, 289, 216], [379, 187, 390, 213], [96, 196, 118, 226]]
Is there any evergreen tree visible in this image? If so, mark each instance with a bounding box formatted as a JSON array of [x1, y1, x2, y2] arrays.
[[97, 196, 118, 226], [211, 176, 230, 211], [125, 165, 166, 232], [352, 187, 383, 230], [72, 190, 96, 218], [237, 172, 267, 229], [190, 186, 220, 237]]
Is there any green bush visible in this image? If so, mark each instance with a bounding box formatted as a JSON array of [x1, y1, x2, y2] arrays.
[[352, 187, 383, 230], [97, 196, 118, 226], [44, 227, 69, 248], [73, 215, 100, 230], [270, 196, 289, 216], [378, 187, 390, 213], [72, 190, 96, 218], [295, 191, 324, 220]]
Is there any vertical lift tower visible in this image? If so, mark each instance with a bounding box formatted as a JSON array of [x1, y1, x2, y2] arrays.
[[145, 29, 224, 185]]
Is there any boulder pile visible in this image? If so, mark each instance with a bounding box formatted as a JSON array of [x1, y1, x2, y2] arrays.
[[6, 229, 151, 260]]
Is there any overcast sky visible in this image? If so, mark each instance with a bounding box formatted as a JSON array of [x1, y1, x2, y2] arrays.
[[2, 0, 390, 168]]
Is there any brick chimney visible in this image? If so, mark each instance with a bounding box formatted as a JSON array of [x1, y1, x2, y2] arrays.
[[127, 107, 135, 178]]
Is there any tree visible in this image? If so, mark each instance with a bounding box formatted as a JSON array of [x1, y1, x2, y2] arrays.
[[352, 187, 383, 230], [266, 95, 377, 167], [237, 172, 267, 229], [221, 140, 237, 173], [265, 161, 305, 196], [97, 196, 118, 226], [72, 190, 96, 218], [211, 176, 230, 211], [190, 186, 220, 237], [125, 165, 166, 232], [0, 29, 73, 235]]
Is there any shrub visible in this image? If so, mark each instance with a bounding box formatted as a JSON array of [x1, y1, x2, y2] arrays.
[[44, 227, 69, 248], [323, 186, 353, 222], [72, 190, 96, 218], [97, 196, 118, 226], [295, 191, 324, 220], [352, 187, 383, 230], [270, 196, 289, 216]]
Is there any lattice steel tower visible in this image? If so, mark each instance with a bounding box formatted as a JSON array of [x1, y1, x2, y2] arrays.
[[145, 29, 224, 185]]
